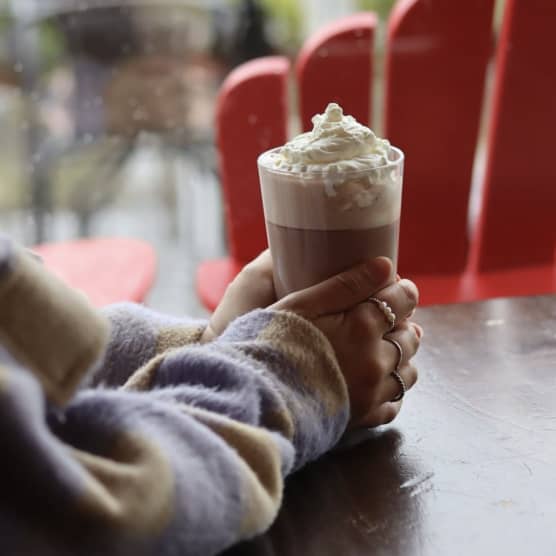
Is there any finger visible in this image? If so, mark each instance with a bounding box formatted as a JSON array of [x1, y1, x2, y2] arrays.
[[240, 249, 273, 279], [412, 322, 424, 339], [371, 279, 419, 325], [384, 322, 421, 367], [379, 363, 418, 405], [357, 400, 403, 428], [208, 250, 276, 339], [271, 256, 394, 319]]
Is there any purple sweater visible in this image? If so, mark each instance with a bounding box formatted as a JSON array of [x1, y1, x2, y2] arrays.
[[0, 237, 350, 555]]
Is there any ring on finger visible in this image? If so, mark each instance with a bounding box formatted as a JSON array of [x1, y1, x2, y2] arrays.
[[367, 297, 396, 331], [384, 336, 406, 402], [390, 370, 407, 402]]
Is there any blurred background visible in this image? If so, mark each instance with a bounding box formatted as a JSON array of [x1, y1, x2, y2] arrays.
[[0, 0, 506, 316]]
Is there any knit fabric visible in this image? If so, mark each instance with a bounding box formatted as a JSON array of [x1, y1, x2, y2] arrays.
[[0, 236, 350, 555]]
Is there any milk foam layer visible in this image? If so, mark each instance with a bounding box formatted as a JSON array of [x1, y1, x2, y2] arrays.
[[258, 103, 403, 231]]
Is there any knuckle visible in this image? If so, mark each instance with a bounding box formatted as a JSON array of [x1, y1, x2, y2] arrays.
[[351, 305, 374, 333], [354, 304, 384, 336], [359, 359, 384, 388]]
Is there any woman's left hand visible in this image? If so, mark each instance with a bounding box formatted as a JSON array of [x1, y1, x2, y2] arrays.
[[200, 250, 276, 343]]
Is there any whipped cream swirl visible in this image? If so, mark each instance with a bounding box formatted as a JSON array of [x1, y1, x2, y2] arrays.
[[274, 102, 391, 173]]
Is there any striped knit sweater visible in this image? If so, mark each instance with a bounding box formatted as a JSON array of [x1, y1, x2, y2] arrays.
[[0, 237, 350, 555]]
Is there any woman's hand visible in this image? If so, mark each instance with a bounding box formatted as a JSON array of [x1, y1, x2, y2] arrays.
[[201, 251, 422, 428], [272, 257, 422, 428], [201, 250, 276, 343]]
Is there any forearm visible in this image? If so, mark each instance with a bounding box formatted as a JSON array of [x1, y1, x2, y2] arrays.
[[0, 235, 350, 554], [1, 309, 349, 555]]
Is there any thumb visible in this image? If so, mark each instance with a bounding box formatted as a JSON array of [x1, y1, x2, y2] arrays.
[[272, 257, 393, 319]]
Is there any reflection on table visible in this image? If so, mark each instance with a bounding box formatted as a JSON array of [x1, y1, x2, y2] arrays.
[[226, 294, 556, 556]]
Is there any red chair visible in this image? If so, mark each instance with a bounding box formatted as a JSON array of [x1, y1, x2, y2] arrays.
[[196, 57, 289, 311], [196, 16, 375, 312], [383, 0, 556, 304], [296, 12, 377, 131], [32, 238, 157, 307], [197, 0, 555, 310]]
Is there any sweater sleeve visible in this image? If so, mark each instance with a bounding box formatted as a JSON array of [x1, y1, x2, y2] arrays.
[[91, 302, 207, 388], [0, 237, 350, 556]]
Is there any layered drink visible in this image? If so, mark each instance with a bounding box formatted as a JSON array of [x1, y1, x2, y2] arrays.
[[258, 103, 404, 298]]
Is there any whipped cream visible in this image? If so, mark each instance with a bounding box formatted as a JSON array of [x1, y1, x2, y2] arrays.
[[258, 102, 403, 230], [272, 102, 391, 174]]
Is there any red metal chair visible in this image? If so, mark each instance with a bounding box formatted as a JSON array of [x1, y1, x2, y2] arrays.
[[197, 0, 555, 310], [32, 238, 157, 307]]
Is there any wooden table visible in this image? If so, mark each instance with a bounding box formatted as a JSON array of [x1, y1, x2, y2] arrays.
[[226, 295, 556, 556]]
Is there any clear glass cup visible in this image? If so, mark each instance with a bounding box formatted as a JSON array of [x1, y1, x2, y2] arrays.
[[257, 146, 404, 298]]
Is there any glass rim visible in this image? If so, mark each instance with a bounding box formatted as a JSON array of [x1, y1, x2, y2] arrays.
[[257, 145, 404, 177]]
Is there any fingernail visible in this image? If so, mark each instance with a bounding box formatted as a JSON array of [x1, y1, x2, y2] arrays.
[[399, 279, 419, 305], [412, 323, 424, 338], [396, 273, 401, 281]]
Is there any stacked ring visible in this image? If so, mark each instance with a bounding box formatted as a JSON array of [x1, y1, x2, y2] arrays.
[[383, 336, 406, 402], [367, 297, 396, 331]]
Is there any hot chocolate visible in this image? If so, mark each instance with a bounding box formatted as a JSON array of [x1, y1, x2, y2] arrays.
[[267, 221, 400, 297], [258, 103, 404, 298]]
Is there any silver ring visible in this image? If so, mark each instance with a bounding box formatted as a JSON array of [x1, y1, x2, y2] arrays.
[[384, 336, 405, 402], [384, 336, 403, 370], [390, 370, 406, 402], [367, 297, 396, 331]]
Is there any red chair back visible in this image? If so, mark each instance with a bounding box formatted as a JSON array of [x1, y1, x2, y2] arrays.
[[200, 2, 555, 311], [216, 56, 290, 263], [385, 0, 495, 275], [296, 12, 377, 131], [476, 0, 556, 271]]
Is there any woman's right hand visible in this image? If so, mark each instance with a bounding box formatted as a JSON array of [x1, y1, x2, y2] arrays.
[[272, 257, 422, 429]]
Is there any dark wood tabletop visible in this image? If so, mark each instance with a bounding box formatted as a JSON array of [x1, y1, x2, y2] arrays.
[[226, 294, 556, 556]]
